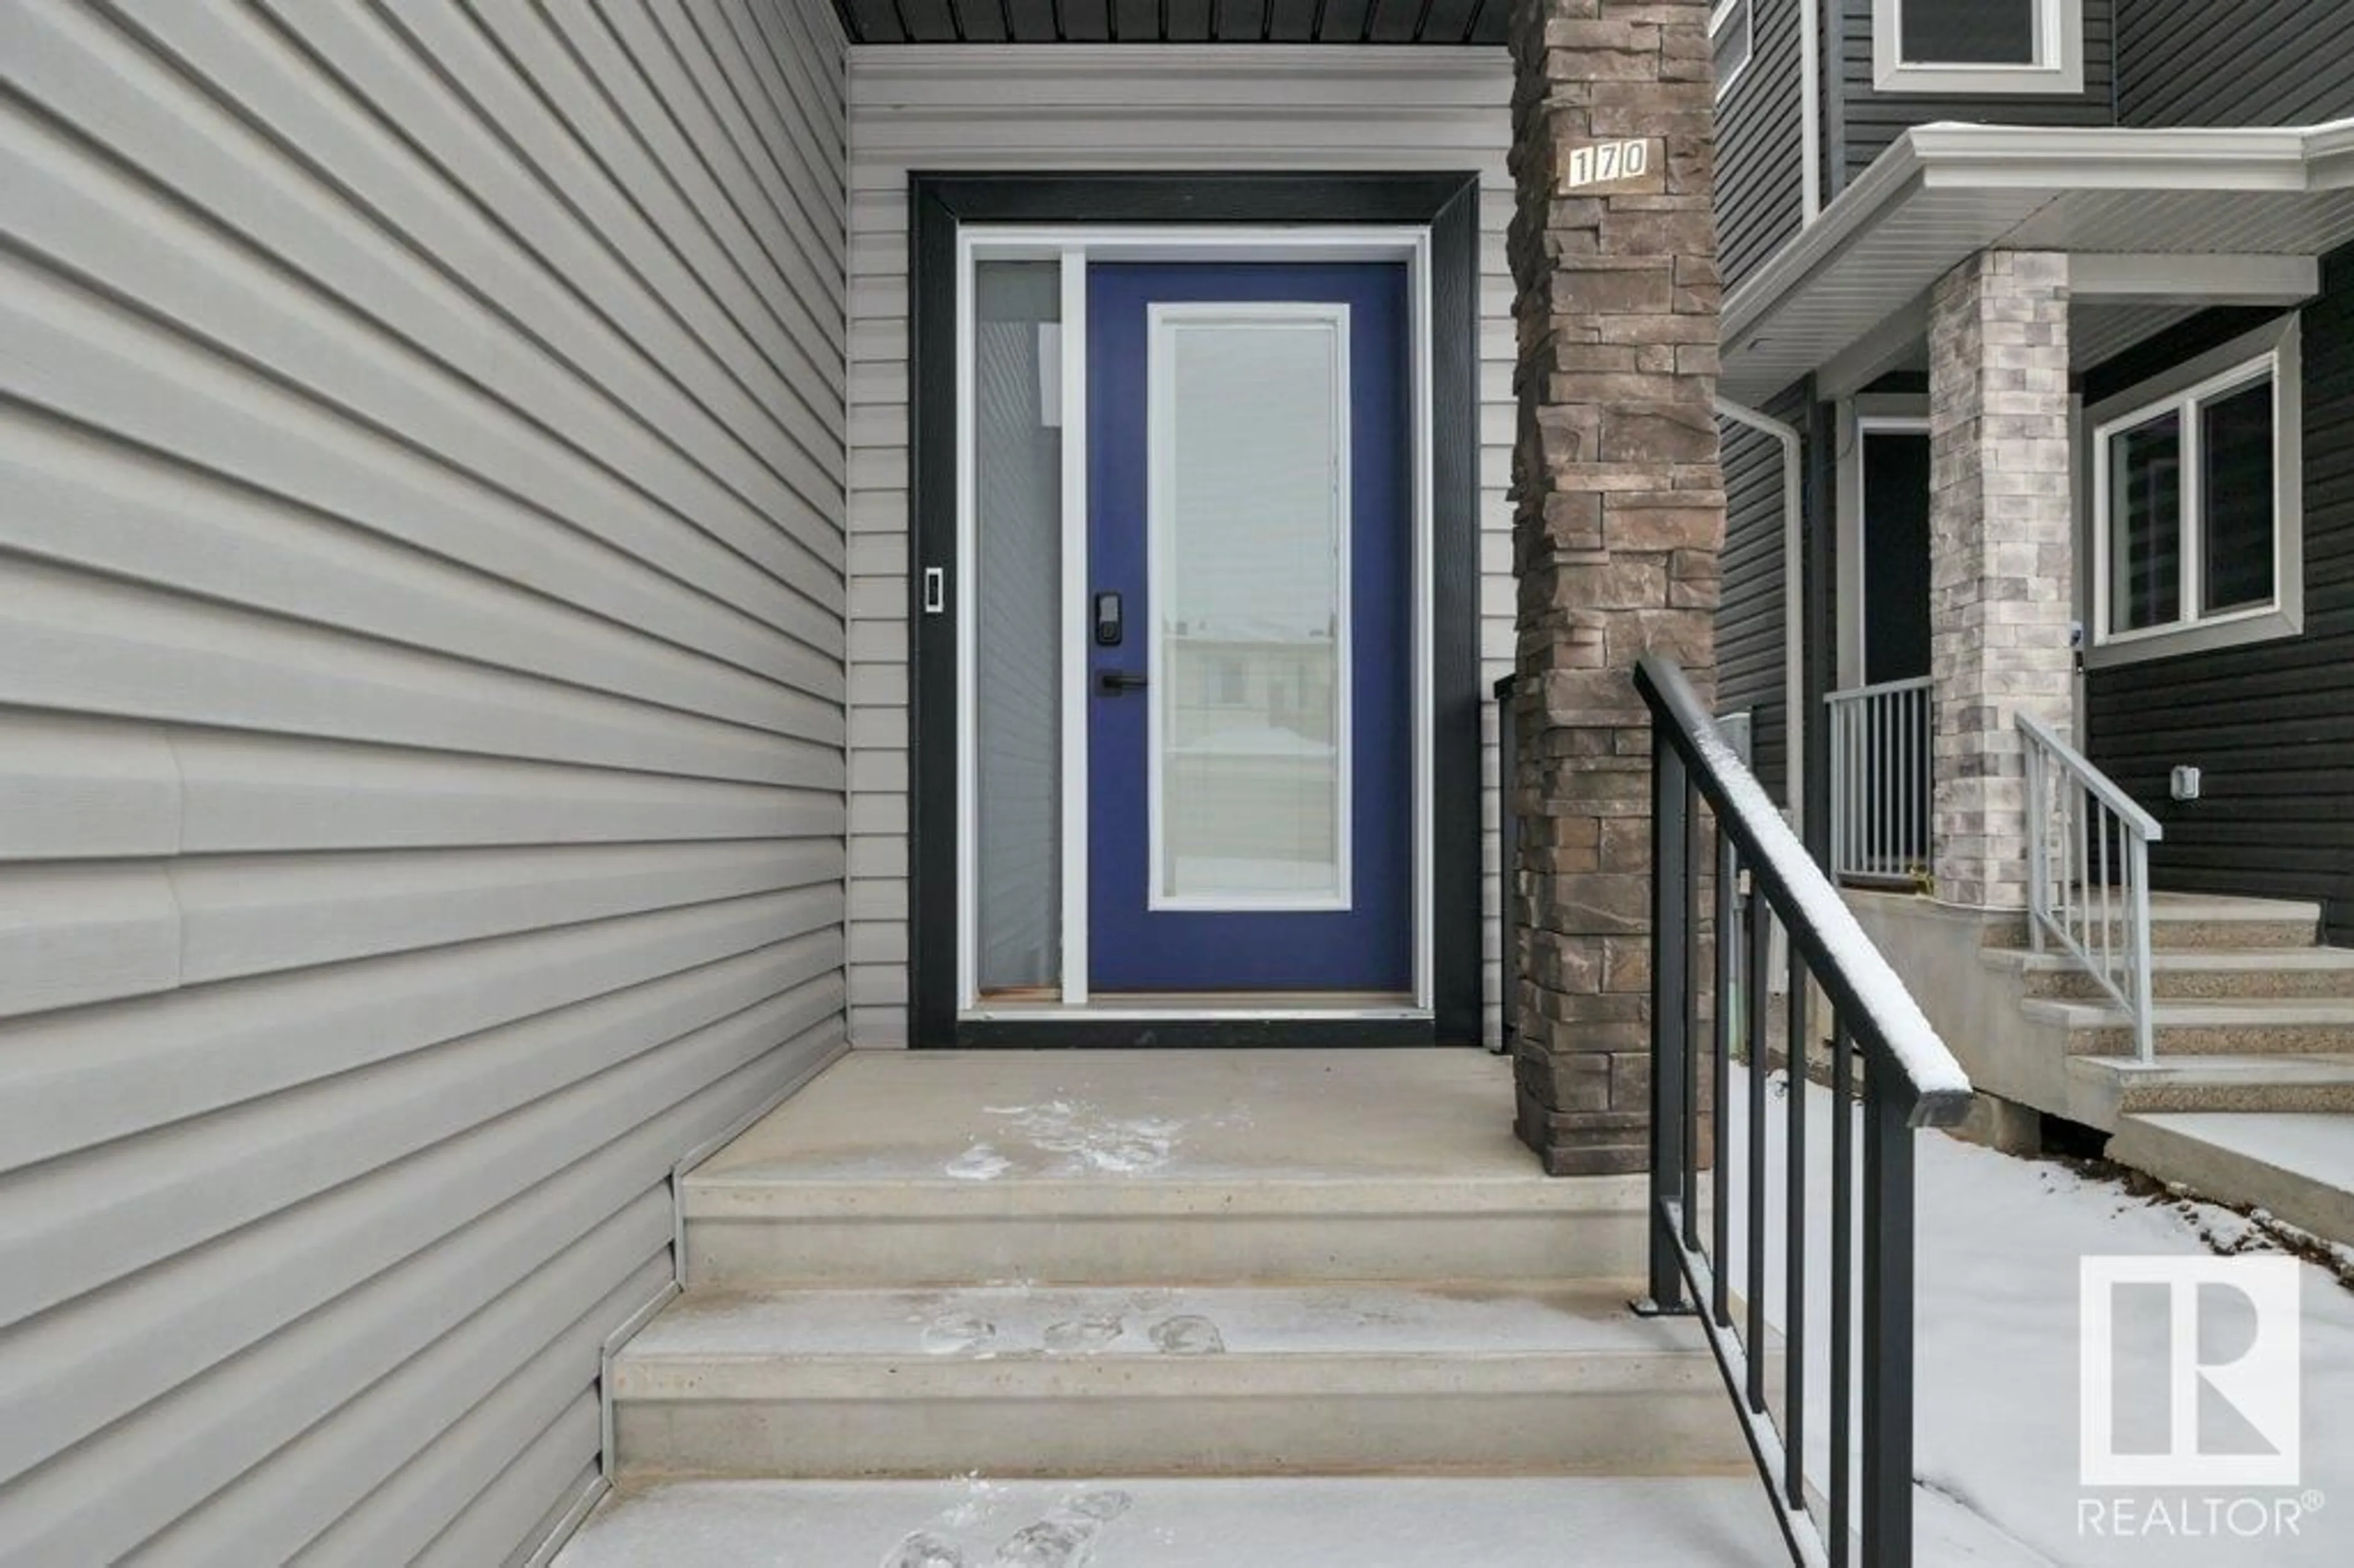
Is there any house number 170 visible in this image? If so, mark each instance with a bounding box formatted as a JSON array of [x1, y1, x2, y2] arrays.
[[1563, 139, 1651, 190]]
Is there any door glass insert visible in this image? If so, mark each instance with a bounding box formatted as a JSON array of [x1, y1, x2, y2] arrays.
[[974, 261, 1063, 995], [1149, 308, 1350, 909]]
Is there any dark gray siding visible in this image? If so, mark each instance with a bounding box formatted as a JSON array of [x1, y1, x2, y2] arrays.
[[1718, 384, 1811, 803], [1717, 0, 1808, 287], [1832, 0, 2116, 191], [2085, 246, 2354, 942], [2117, 0, 2354, 127]]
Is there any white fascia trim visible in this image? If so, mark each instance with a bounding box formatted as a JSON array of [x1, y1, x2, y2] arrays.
[[1726, 118, 2354, 350]]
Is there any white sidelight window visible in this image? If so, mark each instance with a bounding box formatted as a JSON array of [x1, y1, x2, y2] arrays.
[[1872, 0, 2085, 95], [1711, 0, 1754, 101], [2088, 319, 2304, 665]]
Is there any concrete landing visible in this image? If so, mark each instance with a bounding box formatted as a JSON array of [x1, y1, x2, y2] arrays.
[[552, 1476, 1793, 1568], [2111, 1110, 2354, 1246], [684, 1051, 1645, 1286]]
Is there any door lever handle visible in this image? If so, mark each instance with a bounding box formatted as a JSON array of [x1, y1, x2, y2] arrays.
[[1097, 671, 1149, 694]]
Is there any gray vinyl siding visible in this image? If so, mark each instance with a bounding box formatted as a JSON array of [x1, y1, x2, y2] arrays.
[[842, 47, 1517, 1047], [1832, 0, 2116, 191], [1715, 386, 1808, 804], [0, 1, 848, 1563], [2086, 245, 2354, 944], [1716, 0, 1808, 289], [2116, 0, 2354, 128]]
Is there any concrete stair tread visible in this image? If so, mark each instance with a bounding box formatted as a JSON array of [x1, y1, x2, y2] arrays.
[[551, 1476, 1796, 1567], [1987, 948, 2354, 976], [2022, 997, 2354, 1028], [2111, 1111, 2354, 1247], [617, 1282, 1691, 1377], [610, 1281, 1746, 1479], [2069, 1052, 2354, 1084], [2146, 892, 2323, 922]]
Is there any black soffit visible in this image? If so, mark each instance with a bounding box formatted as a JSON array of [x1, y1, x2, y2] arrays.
[[834, 0, 1507, 47]]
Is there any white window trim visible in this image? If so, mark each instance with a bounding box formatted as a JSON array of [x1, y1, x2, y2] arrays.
[[1711, 0, 1754, 102], [2084, 318, 2303, 670], [1872, 0, 2085, 97]]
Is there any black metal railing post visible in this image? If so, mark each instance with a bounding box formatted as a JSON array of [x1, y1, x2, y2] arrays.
[[1863, 1068, 1918, 1562], [1629, 653, 1970, 1568], [1647, 723, 1692, 1314]]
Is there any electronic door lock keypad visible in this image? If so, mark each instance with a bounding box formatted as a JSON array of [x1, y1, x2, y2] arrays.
[[1093, 591, 1124, 647]]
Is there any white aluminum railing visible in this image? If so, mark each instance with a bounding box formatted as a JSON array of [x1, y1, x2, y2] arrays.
[[2019, 711, 2165, 1062], [1825, 677, 1933, 886]]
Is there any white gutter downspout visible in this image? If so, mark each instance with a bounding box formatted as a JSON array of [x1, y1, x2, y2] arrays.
[[1800, 0, 1823, 221], [1713, 396, 1807, 827]]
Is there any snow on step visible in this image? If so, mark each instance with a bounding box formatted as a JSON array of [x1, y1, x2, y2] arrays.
[[609, 1282, 1746, 1480], [550, 1476, 1843, 1568]]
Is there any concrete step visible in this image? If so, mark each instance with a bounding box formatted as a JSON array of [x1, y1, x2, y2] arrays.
[[551, 1476, 1802, 1568], [2025, 997, 2354, 1056], [609, 1282, 1748, 1481], [2109, 1111, 2354, 1248], [1984, 894, 2320, 953], [1987, 945, 2354, 1002], [2066, 1053, 2354, 1124], [682, 1051, 1642, 1287]]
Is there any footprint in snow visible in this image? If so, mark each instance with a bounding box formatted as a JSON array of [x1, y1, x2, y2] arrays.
[[1041, 1313, 1124, 1353], [920, 1311, 996, 1356], [1149, 1314, 1225, 1355], [990, 1491, 1133, 1567], [883, 1531, 963, 1568]]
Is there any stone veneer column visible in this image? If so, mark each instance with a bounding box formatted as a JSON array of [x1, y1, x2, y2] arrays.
[[1927, 251, 2075, 910], [1506, 0, 1724, 1176]]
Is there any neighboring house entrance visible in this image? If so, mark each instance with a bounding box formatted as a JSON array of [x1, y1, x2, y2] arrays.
[[907, 177, 1484, 1048]]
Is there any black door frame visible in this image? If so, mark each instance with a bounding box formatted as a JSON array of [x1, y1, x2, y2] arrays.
[[909, 172, 1484, 1048]]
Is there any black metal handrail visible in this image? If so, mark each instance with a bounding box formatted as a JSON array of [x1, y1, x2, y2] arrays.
[[1635, 654, 1971, 1568]]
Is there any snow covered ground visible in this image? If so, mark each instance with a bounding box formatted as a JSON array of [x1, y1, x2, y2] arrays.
[[1725, 1067, 2354, 1566]]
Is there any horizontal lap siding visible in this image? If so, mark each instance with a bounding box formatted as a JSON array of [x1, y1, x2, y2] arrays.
[[0, 1, 848, 1562], [1716, 0, 1806, 289], [2087, 249, 2354, 942], [842, 47, 1516, 1046], [2117, 0, 2354, 127], [1715, 387, 1807, 804], [1834, 0, 2116, 188]]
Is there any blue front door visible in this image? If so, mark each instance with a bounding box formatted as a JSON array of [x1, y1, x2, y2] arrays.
[[1087, 262, 1412, 994]]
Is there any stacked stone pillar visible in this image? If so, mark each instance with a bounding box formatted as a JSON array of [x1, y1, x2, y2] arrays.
[[1927, 252, 2075, 910], [1506, 0, 1725, 1175]]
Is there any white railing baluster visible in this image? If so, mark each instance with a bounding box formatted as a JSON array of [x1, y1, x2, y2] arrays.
[[2017, 713, 2165, 1063], [1824, 677, 1933, 885]]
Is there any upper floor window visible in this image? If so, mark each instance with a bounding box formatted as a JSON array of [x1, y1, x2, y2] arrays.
[[1712, 0, 1754, 101], [1873, 0, 2085, 96], [2087, 319, 2304, 667]]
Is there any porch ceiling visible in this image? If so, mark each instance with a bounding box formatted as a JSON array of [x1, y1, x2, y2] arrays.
[[1723, 120, 2354, 403], [833, 0, 1507, 45]]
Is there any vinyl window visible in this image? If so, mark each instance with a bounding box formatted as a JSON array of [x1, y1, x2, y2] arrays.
[[1873, 0, 2085, 95], [2088, 322, 2303, 666]]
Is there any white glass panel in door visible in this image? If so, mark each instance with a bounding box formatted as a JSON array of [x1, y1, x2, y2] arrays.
[[1149, 307, 1350, 909]]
